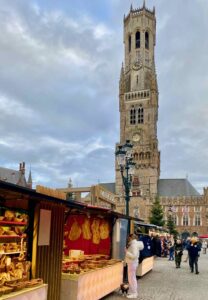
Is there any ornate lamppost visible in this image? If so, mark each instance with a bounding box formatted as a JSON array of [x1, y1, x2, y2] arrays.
[[115, 140, 136, 235]]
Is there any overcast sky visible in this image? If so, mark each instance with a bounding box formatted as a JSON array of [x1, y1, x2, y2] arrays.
[[0, 0, 208, 193]]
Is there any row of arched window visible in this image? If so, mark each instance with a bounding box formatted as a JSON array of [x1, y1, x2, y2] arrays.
[[133, 152, 151, 160], [165, 214, 201, 226], [130, 107, 144, 124], [128, 31, 149, 52]]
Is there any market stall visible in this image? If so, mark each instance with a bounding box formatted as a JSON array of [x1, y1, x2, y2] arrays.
[[0, 204, 47, 299], [0, 181, 145, 300], [61, 261, 122, 300], [61, 206, 124, 300], [0, 181, 68, 300]]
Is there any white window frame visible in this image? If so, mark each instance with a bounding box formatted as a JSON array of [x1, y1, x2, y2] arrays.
[[182, 214, 189, 226]]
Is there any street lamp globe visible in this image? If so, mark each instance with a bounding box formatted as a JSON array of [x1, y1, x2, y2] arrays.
[[123, 140, 133, 158], [115, 146, 126, 166], [128, 161, 136, 175]]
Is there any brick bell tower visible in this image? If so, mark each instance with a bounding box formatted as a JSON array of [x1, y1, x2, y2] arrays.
[[115, 1, 160, 221]]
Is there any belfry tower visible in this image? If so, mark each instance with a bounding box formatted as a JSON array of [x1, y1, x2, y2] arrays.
[[115, 2, 160, 220]]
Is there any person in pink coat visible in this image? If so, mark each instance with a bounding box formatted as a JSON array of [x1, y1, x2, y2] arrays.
[[125, 234, 144, 298]]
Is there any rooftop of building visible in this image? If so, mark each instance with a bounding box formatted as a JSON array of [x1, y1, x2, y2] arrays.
[[0, 162, 31, 188], [99, 182, 116, 194], [157, 178, 201, 197], [100, 178, 201, 198], [0, 167, 23, 185]]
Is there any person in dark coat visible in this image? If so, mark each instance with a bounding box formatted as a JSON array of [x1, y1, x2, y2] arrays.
[[150, 234, 156, 256], [174, 239, 183, 268], [187, 237, 201, 274], [139, 234, 152, 263], [155, 235, 162, 257]]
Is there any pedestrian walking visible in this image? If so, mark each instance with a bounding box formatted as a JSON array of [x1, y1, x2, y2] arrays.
[[174, 239, 183, 268], [187, 237, 201, 274], [202, 240, 207, 254], [168, 242, 174, 261], [125, 233, 144, 299]]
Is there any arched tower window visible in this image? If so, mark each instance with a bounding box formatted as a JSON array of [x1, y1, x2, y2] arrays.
[[145, 31, 149, 49], [133, 152, 138, 160], [139, 152, 144, 160], [128, 35, 131, 52], [146, 152, 150, 159], [135, 31, 140, 49], [138, 107, 144, 124], [130, 108, 136, 124]]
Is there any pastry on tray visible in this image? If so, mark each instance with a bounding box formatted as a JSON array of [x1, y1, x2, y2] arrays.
[[25, 278, 43, 288]]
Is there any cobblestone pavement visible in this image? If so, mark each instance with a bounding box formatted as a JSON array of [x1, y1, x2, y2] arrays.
[[102, 251, 208, 300]]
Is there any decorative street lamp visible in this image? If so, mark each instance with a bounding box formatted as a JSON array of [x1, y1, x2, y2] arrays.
[[116, 140, 136, 235]]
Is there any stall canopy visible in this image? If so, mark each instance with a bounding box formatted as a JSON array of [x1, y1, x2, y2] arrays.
[[199, 235, 208, 239]]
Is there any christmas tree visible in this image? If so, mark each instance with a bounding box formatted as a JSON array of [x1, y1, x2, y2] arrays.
[[149, 196, 165, 227]]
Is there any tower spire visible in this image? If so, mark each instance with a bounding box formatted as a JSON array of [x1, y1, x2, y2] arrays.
[[27, 166, 33, 189], [143, 0, 146, 9]]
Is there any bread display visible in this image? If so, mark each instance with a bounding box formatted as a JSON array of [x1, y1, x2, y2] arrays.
[[68, 219, 82, 241], [4, 211, 15, 221], [82, 218, 92, 240], [100, 220, 110, 239], [91, 219, 100, 244], [0, 210, 41, 296], [62, 253, 121, 276]]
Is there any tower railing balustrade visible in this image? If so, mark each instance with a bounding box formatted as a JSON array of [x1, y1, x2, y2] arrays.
[[125, 89, 150, 101]]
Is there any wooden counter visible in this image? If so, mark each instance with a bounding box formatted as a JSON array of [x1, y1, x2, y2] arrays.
[[0, 284, 48, 300], [136, 256, 154, 277], [61, 262, 123, 300]]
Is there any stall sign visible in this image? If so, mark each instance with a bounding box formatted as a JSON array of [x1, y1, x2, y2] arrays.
[[36, 185, 66, 200], [96, 186, 115, 204], [64, 215, 111, 255]]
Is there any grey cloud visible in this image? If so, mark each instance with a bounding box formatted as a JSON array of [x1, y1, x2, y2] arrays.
[[0, 0, 208, 193]]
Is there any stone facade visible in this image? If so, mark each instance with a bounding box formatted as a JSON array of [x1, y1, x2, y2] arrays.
[[114, 3, 208, 236], [115, 3, 159, 220], [160, 192, 208, 236]]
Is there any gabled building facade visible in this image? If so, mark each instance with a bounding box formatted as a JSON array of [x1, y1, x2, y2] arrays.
[[0, 162, 32, 189]]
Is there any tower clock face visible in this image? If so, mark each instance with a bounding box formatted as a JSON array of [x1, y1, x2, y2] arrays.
[[132, 133, 141, 142], [132, 60, 142, 71]]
